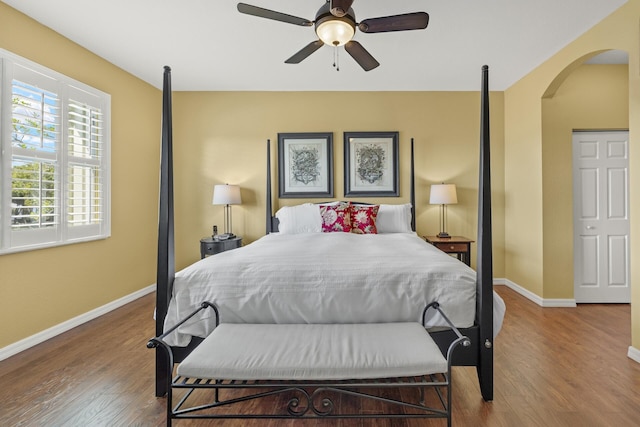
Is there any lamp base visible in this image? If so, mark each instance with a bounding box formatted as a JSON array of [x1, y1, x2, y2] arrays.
[[215, 233, 235, 241], [437, 232, 451, 238]]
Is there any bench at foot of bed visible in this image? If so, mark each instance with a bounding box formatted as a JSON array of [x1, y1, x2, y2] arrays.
[[148, 302, 469, 427]]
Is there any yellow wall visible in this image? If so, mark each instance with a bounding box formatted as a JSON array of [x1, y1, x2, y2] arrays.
[[504, 75, 545, 296], [0, 4, 161, 348], [542, 64, 629, 299], [171, 91, 506, 273], [504, 0, 639, 348]]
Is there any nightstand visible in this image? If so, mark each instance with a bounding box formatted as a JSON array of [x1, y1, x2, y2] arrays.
[[424, 236, 474, 266], [200, 236, 242, 259]]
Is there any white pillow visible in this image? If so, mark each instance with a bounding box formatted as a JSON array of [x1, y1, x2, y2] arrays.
[[275, 203, 322, 234], [376, 204, 413, 233]]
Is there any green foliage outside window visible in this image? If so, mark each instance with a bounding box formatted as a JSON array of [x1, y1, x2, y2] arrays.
[[11, 95, 58, 228]]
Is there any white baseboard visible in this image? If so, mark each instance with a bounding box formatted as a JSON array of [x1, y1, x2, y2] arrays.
[[629, 346, 640, 364], [493, 278, 577, 307], [0, 284, 155, 362]]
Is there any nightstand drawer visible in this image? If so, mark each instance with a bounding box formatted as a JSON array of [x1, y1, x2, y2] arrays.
[[202, 244, 223, 256], [200, 236, 242, 258], [434, 242, 468, 253], [423, 236, 474, 267]]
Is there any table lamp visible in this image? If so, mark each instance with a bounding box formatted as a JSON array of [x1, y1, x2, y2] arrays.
[[212, 184, 242, 240], [429, 183, 457, 238]]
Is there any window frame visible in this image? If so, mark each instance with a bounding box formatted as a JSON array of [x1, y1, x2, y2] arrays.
[[0, 49, 111, 255]]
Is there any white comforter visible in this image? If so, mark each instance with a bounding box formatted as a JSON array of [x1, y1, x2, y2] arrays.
[[164, 232, 479, 346]]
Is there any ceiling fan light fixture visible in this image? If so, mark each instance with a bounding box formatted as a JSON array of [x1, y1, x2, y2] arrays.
[[316, 18, 355, 46]]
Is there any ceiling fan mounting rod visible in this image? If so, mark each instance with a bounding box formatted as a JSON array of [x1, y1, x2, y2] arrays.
[[329, 0, 354, 18]]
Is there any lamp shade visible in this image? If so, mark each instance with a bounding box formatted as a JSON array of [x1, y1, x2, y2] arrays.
[[316, 19, 355, 46], [212, 184, 242, 205], [429, 184, 458, 205]]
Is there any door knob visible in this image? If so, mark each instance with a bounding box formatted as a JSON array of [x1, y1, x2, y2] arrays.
[[586, 226, 596, 230]]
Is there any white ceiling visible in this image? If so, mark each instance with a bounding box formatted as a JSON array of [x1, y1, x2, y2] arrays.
[[2, 0, 628, 91]]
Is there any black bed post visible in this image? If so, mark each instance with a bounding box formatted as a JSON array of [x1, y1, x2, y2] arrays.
[[410, 138, 416, 232], [477, 65, 494, 401], [266, 139, 273, 234], [156, 66, 175, 397]]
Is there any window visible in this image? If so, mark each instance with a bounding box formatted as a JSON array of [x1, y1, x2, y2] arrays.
[[1, 49, 110, 254]]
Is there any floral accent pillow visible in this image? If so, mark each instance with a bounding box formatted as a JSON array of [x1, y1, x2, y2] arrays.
[[320, 202, 352, 232], [351, 204, 379, 234]]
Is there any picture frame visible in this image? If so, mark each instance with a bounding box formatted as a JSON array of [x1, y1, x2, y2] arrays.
[[344, 131, 399, 197], [278, 132, 334, 198]]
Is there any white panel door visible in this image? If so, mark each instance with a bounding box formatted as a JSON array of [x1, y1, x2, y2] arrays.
[[573, 131, 630, 303]]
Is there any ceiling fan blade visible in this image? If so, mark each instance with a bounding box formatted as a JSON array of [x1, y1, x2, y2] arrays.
[[285, 40, 324, 64], [359, 12, 429, 33], [345, 41, 380, 71], [330, 0, 354, 17], [237, 3, 313, 27]]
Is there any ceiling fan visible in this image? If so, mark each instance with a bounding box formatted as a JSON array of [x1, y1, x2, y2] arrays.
[[237, 0, 429, 71]]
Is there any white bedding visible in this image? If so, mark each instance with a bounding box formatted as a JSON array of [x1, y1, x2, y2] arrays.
[[164, 232, 482, 347]]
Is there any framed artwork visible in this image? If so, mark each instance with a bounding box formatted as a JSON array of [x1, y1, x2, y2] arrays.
[[278, 132, 334, 198], [344, 131, 399, 197]]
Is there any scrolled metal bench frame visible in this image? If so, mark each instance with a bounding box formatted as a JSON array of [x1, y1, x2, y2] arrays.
[[148, 301, 469, 427]]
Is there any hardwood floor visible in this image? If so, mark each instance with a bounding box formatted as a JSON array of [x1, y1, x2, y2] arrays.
[[1, 286, 639, 426]]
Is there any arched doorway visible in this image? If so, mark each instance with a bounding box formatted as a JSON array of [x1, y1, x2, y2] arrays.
[[541, 49, 630, 302]]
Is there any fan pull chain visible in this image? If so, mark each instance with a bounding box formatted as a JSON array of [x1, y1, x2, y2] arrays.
[[333, 45, 340, 71]]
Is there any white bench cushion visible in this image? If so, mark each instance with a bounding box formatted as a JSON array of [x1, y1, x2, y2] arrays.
[[177, 323, 448, 381]]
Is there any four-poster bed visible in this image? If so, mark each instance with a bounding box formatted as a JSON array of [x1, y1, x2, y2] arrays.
[[150, 65, 496, 418]]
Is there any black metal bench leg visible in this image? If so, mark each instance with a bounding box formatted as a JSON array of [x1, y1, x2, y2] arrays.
[[156, 349, 168, 397]]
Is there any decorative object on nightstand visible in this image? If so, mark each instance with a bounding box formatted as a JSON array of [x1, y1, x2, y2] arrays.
[[429, 183, 457, 238], [424, 235, 474, 266], [200, 236, 242, 259], [212, 184, 242, 240]]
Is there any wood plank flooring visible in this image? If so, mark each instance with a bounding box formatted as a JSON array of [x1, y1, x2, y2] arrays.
[[1, 286, 639, 426]]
